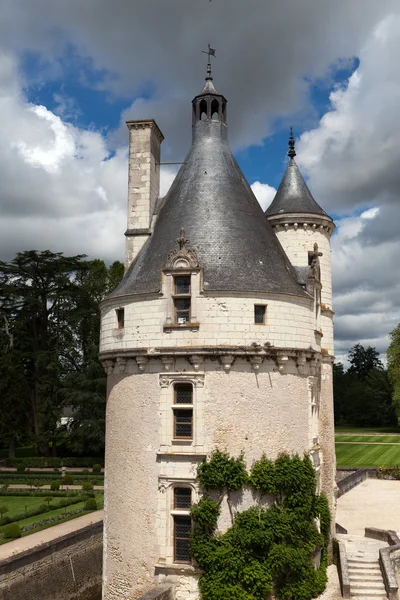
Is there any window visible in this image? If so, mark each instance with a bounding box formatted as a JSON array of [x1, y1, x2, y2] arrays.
[[116, 308, 125, 329], [174, 410, 193, 439], [174, 487, 192, 509], [254, 305, 266, 324], [174, 515, 192, 563], [173, 384, 193, 440], [175, 383, 193, 404], [173, 276, 191, 324]]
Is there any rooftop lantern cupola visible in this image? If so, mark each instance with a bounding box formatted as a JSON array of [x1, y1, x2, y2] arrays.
[[192, 44, 227, 127]]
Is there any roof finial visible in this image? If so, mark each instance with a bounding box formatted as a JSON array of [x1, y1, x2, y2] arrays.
[[201, 43, 216, 80], [288, 126, 296, 159]]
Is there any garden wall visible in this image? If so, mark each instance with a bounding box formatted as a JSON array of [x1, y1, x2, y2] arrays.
[[0, 521, 102, 600]]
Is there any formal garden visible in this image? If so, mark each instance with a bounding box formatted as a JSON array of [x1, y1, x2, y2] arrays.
[[0, 460, 104, 543]]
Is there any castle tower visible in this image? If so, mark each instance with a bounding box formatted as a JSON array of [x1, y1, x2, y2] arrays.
[[100, 61, 336, 600], [265, 128, 336, 515]]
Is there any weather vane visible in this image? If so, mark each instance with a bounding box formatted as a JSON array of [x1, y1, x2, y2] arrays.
[[201, 43, 216, 78]]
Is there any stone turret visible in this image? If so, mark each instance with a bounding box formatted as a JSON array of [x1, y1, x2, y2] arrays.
[[100, 64, 336, 600], [266, 128, 336, 522]]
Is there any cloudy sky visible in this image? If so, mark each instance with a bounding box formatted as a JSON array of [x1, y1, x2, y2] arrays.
[[0, 0, 399, 363]]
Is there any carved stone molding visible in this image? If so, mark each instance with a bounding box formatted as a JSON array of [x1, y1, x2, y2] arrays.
[[277, 355, 289, 372], [250, 355, 263, 373], [297, 355, 307, 375], [115, 357, 127, 375], [136, 356, 148, 372], [102, 359, 115, 375], [189, 355, 204, 372], [161, 356, 174, 372], [220, 354, 235, 373], [164, 228, 200, 270], [158, 373, 205, 388]]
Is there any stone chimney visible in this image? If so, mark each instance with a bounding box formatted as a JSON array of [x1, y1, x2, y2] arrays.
[[125, 120, 164, 269]]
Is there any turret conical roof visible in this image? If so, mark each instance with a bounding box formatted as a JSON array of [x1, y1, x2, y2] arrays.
[[266, 129, 329, 218], [111, 75, 308, 299]]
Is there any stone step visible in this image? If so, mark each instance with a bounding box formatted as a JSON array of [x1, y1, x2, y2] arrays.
[[349, 573, 382, 585], [350, 581, 386, 590], [348, 556, 380, 563], [350, 589, 387, 597], [349, 573, 383, 582]]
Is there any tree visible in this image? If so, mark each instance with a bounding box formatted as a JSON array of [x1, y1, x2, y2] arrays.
[[388, 323, 400, 423], [0, 251, 124, 457], [347, 343, 384, 380], [0, 250, 86, 455], [334, 344, 396, 427], [60, 259, 123, 454]]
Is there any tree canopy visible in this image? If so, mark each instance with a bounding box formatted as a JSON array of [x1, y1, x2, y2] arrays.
[[333, 344, 396, 427], [0, 250, 123, 457]]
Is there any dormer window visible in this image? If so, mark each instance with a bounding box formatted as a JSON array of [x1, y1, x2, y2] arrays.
[[174, 275, 191, 324]]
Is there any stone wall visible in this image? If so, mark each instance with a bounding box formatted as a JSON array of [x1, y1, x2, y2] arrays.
[[100, 291, 317, 353], [0, 522, 102, 600]]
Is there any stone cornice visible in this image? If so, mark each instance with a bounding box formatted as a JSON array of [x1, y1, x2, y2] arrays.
[[99, 345, 328, 376], [126, 119, 164, 143], [268, 213, 335, 235]]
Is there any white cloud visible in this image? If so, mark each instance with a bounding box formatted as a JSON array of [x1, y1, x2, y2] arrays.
[[250, 182, 277, 210], [0, 52, 127, 261]]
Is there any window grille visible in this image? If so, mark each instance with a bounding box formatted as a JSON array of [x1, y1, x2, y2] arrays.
[[174, 410, 193, 439], [174, 298, 191, 323], [174, 516, 191, 563], [254, 305, 266, 324], [175, 276, 191, 294], [175, 384, 193, 404], [173, 276, 191, 324], [116, 308, 125, 329], [174, 487, 192, 509]]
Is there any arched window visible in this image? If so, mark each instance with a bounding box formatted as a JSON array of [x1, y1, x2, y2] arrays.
[[199, 99, 207, 121], [222, 101, 227, 122], [211, 98, 219, 120]]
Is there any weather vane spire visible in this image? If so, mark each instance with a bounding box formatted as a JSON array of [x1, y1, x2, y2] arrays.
[[201, 43, 216, 80], [288, 126, 296, 159]]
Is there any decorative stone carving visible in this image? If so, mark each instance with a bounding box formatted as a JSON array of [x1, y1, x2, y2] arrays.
[[309, 243, 323, 280], [297, 355, 307, 375], [220, 354, 235, 373], [164, 227, 199, 269], [115, 357, 127, 375], [161, 357, 174, 372], [193, 376, 205, 388], [277, 355, 289, 372], [250, 355, 263, 373], [159, 373, 205, 388], [159, 376, 170, 388], [102, 359, 115, 375], [136, 356, 148, 372], [189, 355, 204, 372]]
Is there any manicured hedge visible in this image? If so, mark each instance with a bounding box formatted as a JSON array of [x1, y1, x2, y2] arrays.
[[0, 489, 91, 498], [0, 472, 103, 480], [3, 458, 104, 468], [0, 496, 87, 526]]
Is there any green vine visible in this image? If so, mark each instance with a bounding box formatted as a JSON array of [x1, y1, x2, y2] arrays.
[[191, 452, 330, 600]]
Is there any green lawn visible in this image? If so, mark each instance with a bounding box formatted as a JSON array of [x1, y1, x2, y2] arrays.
[[0, 494, 104, 529], [0, 496, 47, 518], [335, 443, 400, 467], [335, 426, 400, 434], [336, 435, 400, 443]]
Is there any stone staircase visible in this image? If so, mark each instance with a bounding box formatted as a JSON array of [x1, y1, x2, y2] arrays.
[[336, 534, 388, 600]]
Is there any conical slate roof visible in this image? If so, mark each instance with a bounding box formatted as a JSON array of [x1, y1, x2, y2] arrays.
[[266, 158, 328, 217], [111, 81, 308, 299], [266, 130, 329, 218]]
